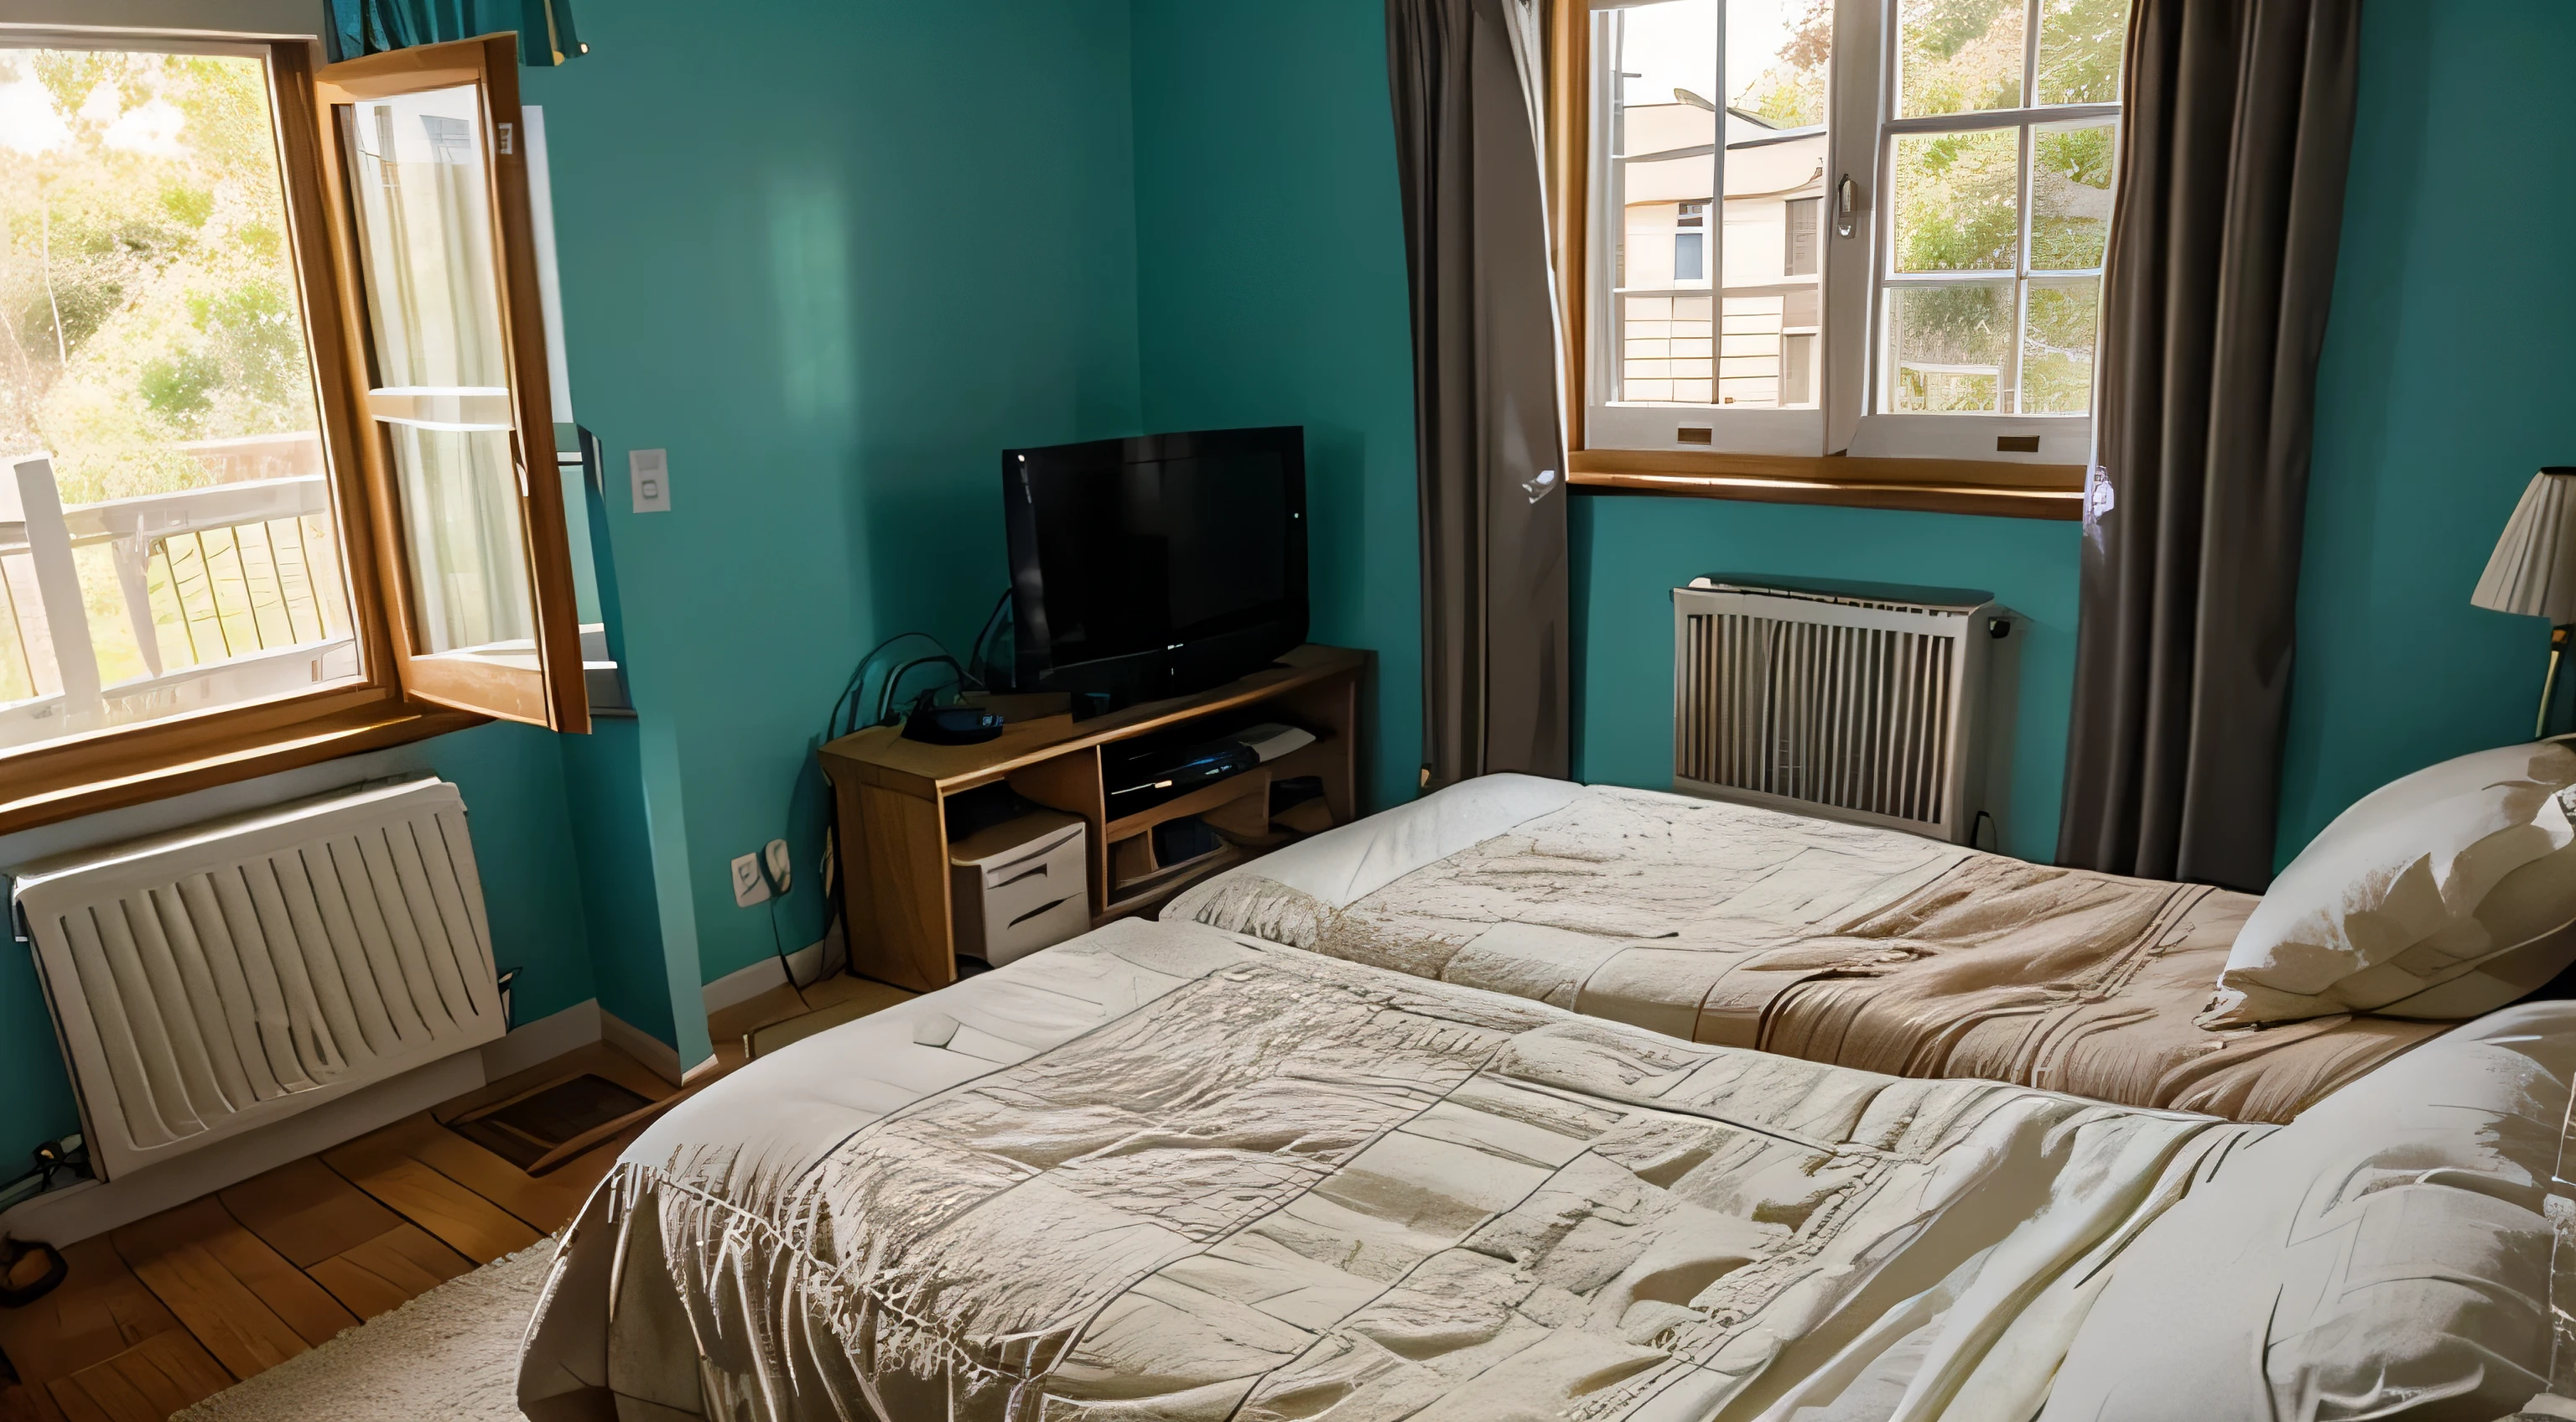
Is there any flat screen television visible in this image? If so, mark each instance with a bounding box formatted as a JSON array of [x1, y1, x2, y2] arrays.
[[1003, 426, 1307, 712]]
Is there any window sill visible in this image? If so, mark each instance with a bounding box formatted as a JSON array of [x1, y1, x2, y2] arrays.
[[0, 693, 488, 837], [1567, 449, 2085, 521]]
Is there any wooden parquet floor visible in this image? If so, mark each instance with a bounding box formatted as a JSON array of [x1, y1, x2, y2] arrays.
[[0, 972, 911, 1422]]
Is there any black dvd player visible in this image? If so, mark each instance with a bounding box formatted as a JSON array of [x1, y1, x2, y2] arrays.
[[1105, 734, 1259, 816]]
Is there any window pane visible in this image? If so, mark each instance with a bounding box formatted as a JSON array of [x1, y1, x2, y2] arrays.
[[1897, 0, 2025, 118], [2022, 278, 2100, 413], [1727, 0, 1829, 129], [1716, 1, 1828, 411], [2038, 0, 2129, 105], [1887, 282, 2015, 413], [0, 48, 356, 755], [1612, 3, 1713, 405], [2031, 120, 2115, 270], [1891, 128, 2021, 273], [340, 86, 537, 661], [1606, 1, 1828, 413]]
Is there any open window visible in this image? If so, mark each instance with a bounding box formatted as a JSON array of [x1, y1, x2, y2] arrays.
[[1552, 0, 2130, 516], [314, 37, 586, 730], [0, 30, 585, 833]]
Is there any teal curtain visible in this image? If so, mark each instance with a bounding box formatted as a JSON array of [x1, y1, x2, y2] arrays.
[[329, 0, 584, 66]]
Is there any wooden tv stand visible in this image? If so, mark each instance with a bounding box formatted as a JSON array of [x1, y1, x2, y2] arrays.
[[818, 645, 1365, 991]]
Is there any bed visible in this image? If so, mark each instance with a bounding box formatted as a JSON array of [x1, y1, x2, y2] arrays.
[[517, 916, 2574, 1421], [1165, 776, 2450, 1124], [519, 920, 2264, 1421]]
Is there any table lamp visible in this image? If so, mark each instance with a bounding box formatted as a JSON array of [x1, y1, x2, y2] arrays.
[[2471, 466, 2576, 738]]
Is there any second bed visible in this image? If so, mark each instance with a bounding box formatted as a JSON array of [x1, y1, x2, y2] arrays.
[[1168, 776, 2444, 1123]]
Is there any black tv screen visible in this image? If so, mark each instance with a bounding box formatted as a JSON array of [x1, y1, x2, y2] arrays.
[[1004, 427, 1307, 709]]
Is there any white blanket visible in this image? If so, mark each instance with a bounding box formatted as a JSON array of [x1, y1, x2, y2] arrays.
[[518, 921, 2258, 1422]]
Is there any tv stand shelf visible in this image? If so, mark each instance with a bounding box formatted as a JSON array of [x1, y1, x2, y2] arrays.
[[819, 644, 1365, 991]]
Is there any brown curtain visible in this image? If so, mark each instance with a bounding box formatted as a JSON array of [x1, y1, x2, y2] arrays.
[[2056, 0, 2364, 890], [1387, 0, 1571, 789]]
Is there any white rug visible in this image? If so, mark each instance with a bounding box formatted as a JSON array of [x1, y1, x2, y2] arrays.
[[176, 1237, 557, 1422]]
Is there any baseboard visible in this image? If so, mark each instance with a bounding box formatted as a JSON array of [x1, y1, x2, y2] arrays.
[[701, 921, 846, 1013], [481, 999, 603, 1082], [601, 1008, 685, 1087], [0, 1051, 486, 1248]]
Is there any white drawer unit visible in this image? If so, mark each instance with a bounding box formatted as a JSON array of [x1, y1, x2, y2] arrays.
[[949, 812, 1089, 968]]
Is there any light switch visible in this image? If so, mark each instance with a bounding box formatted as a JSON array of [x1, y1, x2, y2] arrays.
[[629, 448, 672, 513]]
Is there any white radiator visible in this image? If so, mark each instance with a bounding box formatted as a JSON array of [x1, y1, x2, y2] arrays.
[[8, 779, 505, 1181], [1673, 576, 2009, 843]]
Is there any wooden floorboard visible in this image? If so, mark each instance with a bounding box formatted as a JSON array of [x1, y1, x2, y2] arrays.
[[0, 1239, 180, 1393], [44, 1331, 230, 1422], [0, 994, 883, 1411], [110, 1198, 342, 1378], [306, 1223, 471, 1321], [218, 1158, 404, 1269], [0, 1383, 61, 1422], [361, 1113, 589, 1235], [319, 1132, 543, 1265]]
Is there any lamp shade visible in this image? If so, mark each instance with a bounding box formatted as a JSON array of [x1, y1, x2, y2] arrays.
[[2472, 468, 2576, 622]]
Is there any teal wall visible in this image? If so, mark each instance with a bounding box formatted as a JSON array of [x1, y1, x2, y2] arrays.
[[0, 723, 598, 1160], [1571, 495, 2082, 861], [1128, 0, 1424, 809], [556, 719, 673, 1045], [2276, 0, 2576, 864], [519, 0, 1149, 1024]]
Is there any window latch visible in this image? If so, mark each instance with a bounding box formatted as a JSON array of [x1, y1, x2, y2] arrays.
[[1836, 174, 1858, 238]]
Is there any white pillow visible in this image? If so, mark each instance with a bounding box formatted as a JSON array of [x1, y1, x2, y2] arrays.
[[2041, 1001, 2576, 1422], [2204, 742, 2576, 1025]]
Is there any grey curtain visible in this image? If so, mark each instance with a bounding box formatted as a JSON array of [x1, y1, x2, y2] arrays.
[[2056, 0, 2363, 890], [1387, 0, 1571, 790]]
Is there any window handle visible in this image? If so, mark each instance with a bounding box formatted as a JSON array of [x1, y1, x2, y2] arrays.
[[1836, 174, 1858, 238]]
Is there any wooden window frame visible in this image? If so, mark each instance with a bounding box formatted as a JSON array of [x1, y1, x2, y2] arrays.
[[0, 34, 576, 836], [1545, 1, 2085, 521]]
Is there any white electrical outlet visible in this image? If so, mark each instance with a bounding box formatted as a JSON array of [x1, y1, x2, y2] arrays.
[[730, 852, 770, 907], [630, 448, 671, 513], [763, 838, 792, 895]]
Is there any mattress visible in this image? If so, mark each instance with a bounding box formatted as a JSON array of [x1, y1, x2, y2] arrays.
[[517, 920, 2262, 1422], [1167, 777, 2446, 1124]]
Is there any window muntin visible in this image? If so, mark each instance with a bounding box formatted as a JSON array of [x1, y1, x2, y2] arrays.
[[1872, 0, 2124, 420], [0, 43, 362, 758]]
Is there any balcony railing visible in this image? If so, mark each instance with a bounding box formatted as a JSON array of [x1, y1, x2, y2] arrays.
[[1, 454, 356, 752]]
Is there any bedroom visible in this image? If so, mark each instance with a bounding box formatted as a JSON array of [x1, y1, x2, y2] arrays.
[[0, 0, 2565, 1418]]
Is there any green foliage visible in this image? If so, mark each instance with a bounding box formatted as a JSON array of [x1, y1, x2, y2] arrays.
[[1909, 0, 2017, 60], [2038, 0, 2127, 104], [1894, 129, 2019, 272], [2020, 281, 2100, 412], [139, 348, 219, 419], [0, 49, 319, 503], [2029, 123, 2114, 270], [1898, 0, 2023, 115], [1736, 1, 1831, 131], [158, 181, 213, 228]]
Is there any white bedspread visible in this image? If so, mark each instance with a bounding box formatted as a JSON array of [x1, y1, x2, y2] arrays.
[[518, 921, 2258, 1422]]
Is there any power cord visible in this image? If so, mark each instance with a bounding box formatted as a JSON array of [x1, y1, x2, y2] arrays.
[[761, 859, 810, 1010], [794, 624, 974, 999], [964, 588, 1012, 691]]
